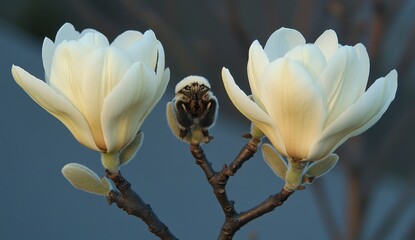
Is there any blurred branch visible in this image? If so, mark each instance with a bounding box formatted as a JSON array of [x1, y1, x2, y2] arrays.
[[369, 174, 415, 240], [190, 138, 293, 239], [106, 170, 178, 240], [345, 166, 365, 240], [224, 0, 251, 51], [311, 181, 344, 240]]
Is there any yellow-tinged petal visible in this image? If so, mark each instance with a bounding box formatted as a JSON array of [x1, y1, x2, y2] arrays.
[[55, 23, 80, 44], [247, 40, 269, 108], [261, 59, 325, 160], [221, 67, 273, 126], [62, 163, 111, 195], [101, 62, 157, 153], [319, 45, 370, 126], [314, 30, 338, 61], [307, 70, 397, 161], [264, 27, 306, 61], [12, 65, 98, 151], [111, 30, 144, 50], [284, 44, 327, 79]]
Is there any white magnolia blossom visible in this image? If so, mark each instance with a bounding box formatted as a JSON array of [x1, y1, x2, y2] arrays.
[[12, 23, 169, 159], [222, 27, 397, 164]]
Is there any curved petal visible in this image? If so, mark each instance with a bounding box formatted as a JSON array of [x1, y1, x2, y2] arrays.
[[55, 23, 80, 44], [42, 37, 55, 81], [124, 30, 158, 69], [247, 40, 269, 108], [284, 44, 327, 79], [307, 70, 397, 161], [101, 63, 157, 153], [111, 30, 143, 50], [155, 41, 166, 81], [264, 27, 306, 61], [221, 67, 273, 126], [318, 44, 370, 126], [12, 65, 98, 151], [78, 31, 109, 49], [261, 59, 325, 160], [314, 30, 338, 61], [119, 131, 144, 167]]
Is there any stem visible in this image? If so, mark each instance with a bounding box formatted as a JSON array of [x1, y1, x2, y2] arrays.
[[346, 167, 362, 240], [190, 138, 294, 239], [105, 170, 178, 240]]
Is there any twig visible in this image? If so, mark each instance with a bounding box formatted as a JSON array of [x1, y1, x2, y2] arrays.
[[106, 170, 179, 240], [190, 138, 293, 239]]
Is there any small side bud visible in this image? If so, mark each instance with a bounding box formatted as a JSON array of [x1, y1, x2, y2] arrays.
[[304, 154, 339, 180], [262, 143, 287, 181], [62, 163, 112, 195]]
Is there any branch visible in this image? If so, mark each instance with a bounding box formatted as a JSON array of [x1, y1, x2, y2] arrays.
[[190, 138, 293, 239], [105, 170, 179, 240]]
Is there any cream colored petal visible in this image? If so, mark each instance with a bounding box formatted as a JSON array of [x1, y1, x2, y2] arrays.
[[261, 59, 325, 160], [307, 70, 397, 161], [284, 44, 327, 79], [138, 68, 170, 130], [42, 37, 55, 81], [102, 62, 157, 153], [55, 23, 80, 44], [222, 67, 287, 156], [221, 67, 273, 126], [304, 154, 338, 178], [314, 30, 338, 61], [62, 163, 111, 195], [119, 132, 144, 167], [48, 41, 106, 150], [124, 30, 158, 70], [111, 30, 143, 50], [247, 40, 269, 108], [262, 143, 287, 180], [78, 31, 109, 48], [12, 65, 98, 151], [319, 44, 370, 126], [155, 41, 166, 81], [83, 47, 133, 151], [264, 27, 306, 61]]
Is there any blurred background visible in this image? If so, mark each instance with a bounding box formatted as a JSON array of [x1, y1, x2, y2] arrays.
[[1, 0, 414, 239]]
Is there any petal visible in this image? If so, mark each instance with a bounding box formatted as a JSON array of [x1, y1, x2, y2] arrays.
[[261, 59, 325, 160], [42, 37, 55, 82], [48, 41, 101, 150], [111, 30, 143, 50], [264, 27, 306, 61], [247, 40, 269, 108], [55, 23, 80, 44], [122, 30, 158, 69], [314, 30, 339, 61], [62, 163, 111, 195], [221, 67, 273, 126], [12, 65, 98, 151], [284, 44, 327, 79], [318, 44, 370, 126], [119, 131, 144, 167], [262, 143, 287, 180], [307, 70, 397, 161], [101, 62, 158, 153], [78, 31, 109, 48]]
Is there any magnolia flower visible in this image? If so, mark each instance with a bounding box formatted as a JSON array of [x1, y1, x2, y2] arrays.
[[222, 28, 397, 190], [12, 23, 169, 171]]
